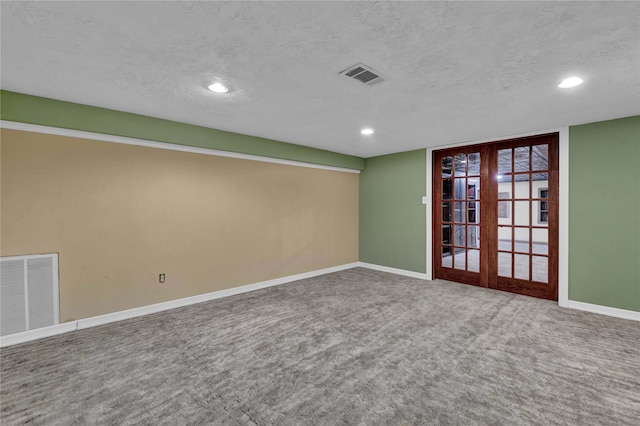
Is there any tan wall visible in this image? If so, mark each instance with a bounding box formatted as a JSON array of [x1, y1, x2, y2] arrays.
[[0, 129, 359, 322]]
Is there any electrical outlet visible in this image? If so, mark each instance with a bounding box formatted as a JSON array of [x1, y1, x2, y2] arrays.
[[159, 273, 165, 283]]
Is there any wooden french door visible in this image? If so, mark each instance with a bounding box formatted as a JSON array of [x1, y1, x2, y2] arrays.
[[433, 134, 558, 300]]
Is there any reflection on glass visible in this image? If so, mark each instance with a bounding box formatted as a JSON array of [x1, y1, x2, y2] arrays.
[[468, 181, 478, 200], [442, 246, 452, 268], [468, 249, 480, 272], [534, 172, 549, 184], [442, 180, 452, 200], [442, 225, 451, 245], [468, 153, 480, 175], [470, 179, 480, 200], [454, 250, 466, 270], [514, 201, 530, 226], [442, 202, 451, 222], [532, 229, 548, 254], [468, 202, 479, 224], [498, 174, 513, 183], [442, 156, 452, 177], [454, 202, 466, 223], [532, 256, 548, 283], [498, 200, 512, 224], [453, 225, 466, 247], [454, 178, 466, 200], [532, 144, 548, 171], [454, 154, 467, 176], [514, 254, 529, 280], [498, 226, 512, 251], [514, 227, 530, 253], [498, 149, 512, 174], [514, 174, 530, 199], [498, 252, 512, 277], [468, 226, 480, 249], [514, 147, 530, 172]]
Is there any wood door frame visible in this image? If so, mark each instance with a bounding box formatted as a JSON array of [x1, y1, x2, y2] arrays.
[[493, 134, 559, 300], [426, 128, 569, 306], [433, 145, 490, 288], [433, 134, 558, 300]]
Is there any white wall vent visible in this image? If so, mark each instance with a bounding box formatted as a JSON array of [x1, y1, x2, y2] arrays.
[[0, 253, 59, 336], [339, 63, 386, 86]]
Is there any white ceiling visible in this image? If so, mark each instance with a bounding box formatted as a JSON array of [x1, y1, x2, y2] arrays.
[[1, 1, 638, 158]]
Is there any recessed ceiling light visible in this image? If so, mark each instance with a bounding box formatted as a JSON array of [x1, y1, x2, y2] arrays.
[[208, 82, 229, 93], [361, 128, 374, 135], [558, 77, 583, 88]]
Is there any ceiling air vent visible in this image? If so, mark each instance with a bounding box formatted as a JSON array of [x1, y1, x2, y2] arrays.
[[339, 63, 385, 86]]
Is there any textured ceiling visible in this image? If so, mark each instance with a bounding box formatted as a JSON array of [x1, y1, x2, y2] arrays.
[[1, 1, 638, 157]]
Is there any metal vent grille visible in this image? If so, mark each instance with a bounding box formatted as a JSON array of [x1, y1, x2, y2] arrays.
[[0, 254, 59, 336], [340, 63, 385, 86]]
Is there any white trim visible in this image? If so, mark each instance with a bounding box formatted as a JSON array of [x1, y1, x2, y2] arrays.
[[0, 121, 361, 174], [0, 262, 359, 347], [558, 128, 569, 307], [76, 262, 358, 330], [51, 254, 60, 325], [2, 260, 635, 347], [358, 262, 427, 280], [425, 149, 434, 280], [426, 127, 568, 150], [0, 253, 57, 261], [426, 127, 569, 305], [23, 258, 30, 331], [567, 300, 640, 322], [0, 322, 78, 347]]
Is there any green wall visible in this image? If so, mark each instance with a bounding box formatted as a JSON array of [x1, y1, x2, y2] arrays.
[[358, 117, 639, 313], [0, 91, 364, 171], [3, 90, 638, 311], [359, 149, 426, 273], [569, 116, 640, 312]]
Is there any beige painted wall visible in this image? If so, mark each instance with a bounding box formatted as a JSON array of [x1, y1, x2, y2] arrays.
[[0, 129, 359, 322]]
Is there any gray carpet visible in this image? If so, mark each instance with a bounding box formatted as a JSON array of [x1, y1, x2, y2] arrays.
[[1, 268, 639, 425]]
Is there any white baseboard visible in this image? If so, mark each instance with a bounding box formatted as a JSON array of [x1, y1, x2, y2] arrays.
[[358, 262, 427, 280], [0, 262, 359, 347], [11, 263, 633, 347], [566, 300, 640, 322], [356, 265, 639, 322], [0, 322, 78, 347]]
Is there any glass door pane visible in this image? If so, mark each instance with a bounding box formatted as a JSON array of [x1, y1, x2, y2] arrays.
[[495, 140, 554, 295], [435, 149, 482, 279]]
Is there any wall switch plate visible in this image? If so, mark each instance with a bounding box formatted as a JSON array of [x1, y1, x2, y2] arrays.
[[159, 273, 165, 283], [422, 196, 427, 205]]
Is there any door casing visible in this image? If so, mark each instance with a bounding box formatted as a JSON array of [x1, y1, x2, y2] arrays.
[[426, 128, 569, 305]]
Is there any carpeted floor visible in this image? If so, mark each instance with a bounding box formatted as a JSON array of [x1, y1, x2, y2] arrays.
[[1, 268, 638, 425]]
